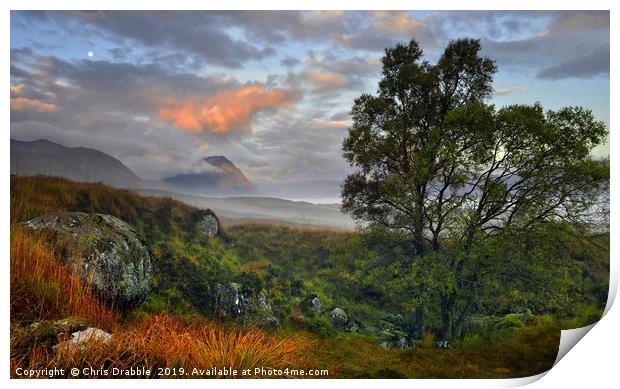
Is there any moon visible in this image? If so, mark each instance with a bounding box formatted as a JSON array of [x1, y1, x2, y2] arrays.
[[88, 51, 94, 58]]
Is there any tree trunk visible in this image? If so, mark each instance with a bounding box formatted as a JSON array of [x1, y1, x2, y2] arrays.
[[413, 305, 425, 339], [413, 199, 425, 256], [440, 295, 453, 339]]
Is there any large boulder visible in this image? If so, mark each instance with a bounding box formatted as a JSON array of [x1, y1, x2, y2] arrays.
[[23, 212, 152, 308], [213, 282, 278, 327], [329, 307, 348, 327]]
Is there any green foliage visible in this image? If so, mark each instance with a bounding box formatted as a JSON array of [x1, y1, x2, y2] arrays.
[[306, 316, 335, 337], [495, 314, 527, 330], [460, 333, 484, 348], [341, 37, 609, 338], [9, 175, 613, 380], [11, 176, 609, 345]]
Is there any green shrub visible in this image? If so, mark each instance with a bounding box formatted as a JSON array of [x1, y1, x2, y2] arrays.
[[460, 333, 484, 348], [495, 314, 526, 330], [307, 316, 335, 337], [421, 331, 435, 349]]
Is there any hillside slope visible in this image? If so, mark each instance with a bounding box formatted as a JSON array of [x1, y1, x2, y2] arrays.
[[11, 139, 143, 188], [10, 176, 609, 378]]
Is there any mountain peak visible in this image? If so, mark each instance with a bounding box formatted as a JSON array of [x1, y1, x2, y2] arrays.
[[204, 155, 234, 168], [163, 155, 256, 195]]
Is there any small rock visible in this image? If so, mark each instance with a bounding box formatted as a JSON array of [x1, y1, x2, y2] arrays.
[[362, 325, 378, 335], [436, 340, 450, 349], [214, 282, 244, 316], [329, 307, 348, 327], [379, 341, 391, 351], [348, 323, 359, 333], [311, 297, 324, 315], [213, 282, 278, 328], [53, 327, 112, 353], [395, 336, 409, 349]]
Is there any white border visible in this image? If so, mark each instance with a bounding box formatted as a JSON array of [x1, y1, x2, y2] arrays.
[[3, 1, 617, 388]]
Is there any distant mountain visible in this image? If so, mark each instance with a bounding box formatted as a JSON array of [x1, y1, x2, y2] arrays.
[[11, 139, 143, 188], [163, 156, 257, 195]]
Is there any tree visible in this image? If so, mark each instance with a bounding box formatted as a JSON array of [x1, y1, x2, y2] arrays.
[[342, 38, 609, 338]]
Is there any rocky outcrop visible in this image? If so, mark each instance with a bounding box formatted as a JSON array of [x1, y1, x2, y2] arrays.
[[16, 317, 90, 350], [395, 336, 409, 349], [53, 327, 112, 353], [329, 308, 348, 327], [311, 297, 324, 315], [376, 320, 412, 349], [213, 282, 278, 327], [196, 212, 219, 238], [23, 212, 152, 308], [28, 316, 90, 335]]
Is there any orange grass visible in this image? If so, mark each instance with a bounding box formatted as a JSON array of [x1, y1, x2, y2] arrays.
[[10, 227, 119, 330], [13, 314, 313, 378], [10, 222, 315, 379]]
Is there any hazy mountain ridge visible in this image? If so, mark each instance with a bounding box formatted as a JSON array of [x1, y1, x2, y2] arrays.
[[10, 138, 352, 228], [11, 139, 143, 188], [10, 139, 258, 195], [163, 155, 257, 195]]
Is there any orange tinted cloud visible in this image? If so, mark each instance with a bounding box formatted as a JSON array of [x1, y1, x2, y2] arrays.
[[10, 84, 24, 95], [304, 71, 346, 88], [11, 97, 58, 112], [157, 85, 296, 134], [368, 11, 424, 33]]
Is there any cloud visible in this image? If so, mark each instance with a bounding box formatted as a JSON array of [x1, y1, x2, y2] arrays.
[[277, 52, 382, 98], [18, 11, 276, 69], [156, 84, 297, 134], [11, 97, 58, 112], [309, 118, 351, 128], [367, 10, 427, 34], [537, 44, 609, 80], [430, 11, 609, 79], [16, 10, 437, 67], [303, 71, 347, 90], [336, 11, 437, 51], [9, 11, 610, 187], [281, 56, 299, 67], [244, 105, 353, 184], [301, 50, 381, 77], [10, 84, 24, 95], [8, 49, 299, 180], [493, 86, 525, 96], [14, 10, 610, 82]]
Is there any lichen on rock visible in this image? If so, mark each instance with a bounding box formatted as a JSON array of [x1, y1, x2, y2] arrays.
[[23, 212, 152, 308]]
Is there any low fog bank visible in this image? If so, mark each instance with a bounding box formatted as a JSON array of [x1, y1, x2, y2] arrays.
[[137, 189, 356, 230]]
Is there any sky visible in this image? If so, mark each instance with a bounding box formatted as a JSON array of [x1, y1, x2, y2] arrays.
[[10, 10, 610, 194]]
